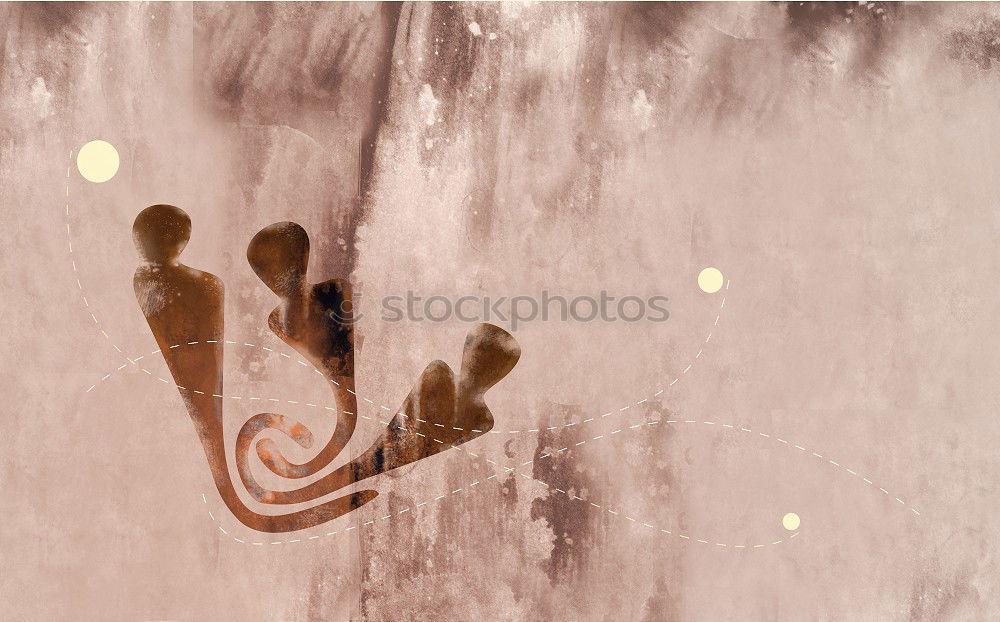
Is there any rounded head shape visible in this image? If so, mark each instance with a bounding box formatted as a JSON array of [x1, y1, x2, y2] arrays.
[[459, 323, 521, 394], [247, 222, 310, 298], [133, 204, 191, 264]]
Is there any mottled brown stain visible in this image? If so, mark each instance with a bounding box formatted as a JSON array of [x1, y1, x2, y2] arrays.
[[640, 575, 680, 622], [530, 403, 597, 587], [946, 18, 1000, 69], [907, 556, 978, 620]]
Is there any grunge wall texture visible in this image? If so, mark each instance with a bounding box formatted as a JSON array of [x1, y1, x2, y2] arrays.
[[4, 2, 1000, 620]]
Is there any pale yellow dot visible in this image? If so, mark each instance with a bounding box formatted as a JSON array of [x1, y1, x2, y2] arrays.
[[77, 140, 120, 183], [697, 267, 724, 293], [782, 512, 800, 531]]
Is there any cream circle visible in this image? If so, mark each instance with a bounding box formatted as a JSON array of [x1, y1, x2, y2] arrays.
[[782, 512, 801, 531], [697, 267, 724, 293], [77, 140, 120, 183]]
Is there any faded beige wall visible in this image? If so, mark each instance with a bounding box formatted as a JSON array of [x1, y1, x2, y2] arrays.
[[3, 3, 1000, 620]]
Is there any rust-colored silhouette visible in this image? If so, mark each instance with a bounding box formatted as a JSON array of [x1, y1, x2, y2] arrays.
[[133, 205, 520, 531], [235, 222, 520, 504], [236, 222, 359, 484], [240, 322, 519, 505], [133, 205, 376, 532]]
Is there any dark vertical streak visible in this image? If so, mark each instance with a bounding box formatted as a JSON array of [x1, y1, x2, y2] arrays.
[[360, 2, 403, 203]]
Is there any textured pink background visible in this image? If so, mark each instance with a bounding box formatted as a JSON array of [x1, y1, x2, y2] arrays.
[[3, 3, 1000, 620]]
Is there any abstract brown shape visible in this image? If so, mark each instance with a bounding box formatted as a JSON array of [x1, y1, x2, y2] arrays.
[[133, 206, 520, 530], [233, 221, 521, 504], [132, 205, 377, 533], [236, 222, 359, 483], [241, 323, 520, 505]]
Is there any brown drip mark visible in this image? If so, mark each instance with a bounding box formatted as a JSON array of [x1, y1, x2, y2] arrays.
[[132, 204, 521, 532]]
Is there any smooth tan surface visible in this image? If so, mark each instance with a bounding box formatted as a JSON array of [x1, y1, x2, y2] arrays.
[[4, 3, 1000, 620]]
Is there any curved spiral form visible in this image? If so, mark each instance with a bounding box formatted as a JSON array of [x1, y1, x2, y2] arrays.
[[132, 206, 519, 532]]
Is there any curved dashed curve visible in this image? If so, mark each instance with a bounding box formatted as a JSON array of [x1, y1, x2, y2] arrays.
[[84, 338, 922, 519], [201, 427, 800, 550], [65, 148, 779, 550], [64, 147, 915, 550]]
